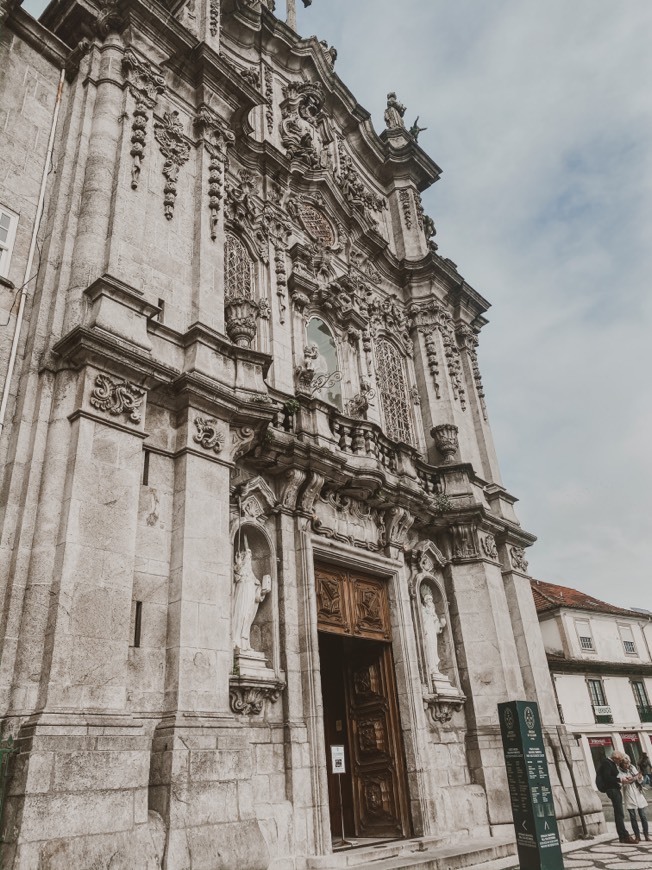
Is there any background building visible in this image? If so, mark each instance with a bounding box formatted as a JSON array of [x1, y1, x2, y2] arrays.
[[0, 0, 603, 867], [533, 579, 652, 782]]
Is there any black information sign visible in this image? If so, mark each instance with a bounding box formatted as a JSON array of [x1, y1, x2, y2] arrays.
[[498, 700, 564, 870]]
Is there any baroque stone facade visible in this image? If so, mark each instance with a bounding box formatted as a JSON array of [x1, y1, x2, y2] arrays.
[[0, 0, 603, 868]]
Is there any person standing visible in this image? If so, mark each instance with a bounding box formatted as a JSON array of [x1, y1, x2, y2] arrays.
[[617, 755, 650, 843], [598, 752, 636, 844]]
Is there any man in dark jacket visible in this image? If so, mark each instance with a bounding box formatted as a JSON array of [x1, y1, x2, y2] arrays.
[[598, 752, 636, 843]]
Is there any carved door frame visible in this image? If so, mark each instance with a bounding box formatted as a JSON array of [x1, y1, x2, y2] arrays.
[[314, 560, 412, 840]]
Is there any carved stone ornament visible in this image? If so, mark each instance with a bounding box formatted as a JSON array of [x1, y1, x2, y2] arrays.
[[122, 49, 165, 190], [194, 106, 235, 240], [481, 534, 498, 560], [89, 374, 145, 423], [399, 189, 413, 230], [264, 66, 274, 134], [193, 417, 224, 453], [153, 111, 191, 220], [298, 471, 325, 514], [385, 506, 414, 548], [229, 679, 284, 715], [294, 344, 342, 398], [451, 522, 477, 560], [457, 322, 488, 421], [225, 168, 258, 231], [334, 137, 386, 226], [209, 0, 219, 36], [279, 81, 326, 169], [424, 694, 465, 726], [231, 426, 256, 462], [287, 195, 336, 247], [95, 0, 124, 38], [510, 546, 529, 573], [280, 468, 306, 510], [431, 423, 459, 464], [346, 379, 375, 419], [311, 488, 386, 552], [408, 299, 466, 408]]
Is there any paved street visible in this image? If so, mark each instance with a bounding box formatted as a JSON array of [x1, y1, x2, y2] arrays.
[[502, 838, 652, 869]]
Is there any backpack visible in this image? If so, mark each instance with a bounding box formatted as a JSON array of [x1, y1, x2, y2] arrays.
[[595, 767, 607, 793]]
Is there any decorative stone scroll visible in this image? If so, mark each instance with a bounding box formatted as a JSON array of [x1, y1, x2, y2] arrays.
[[229, 680, 284, 716], [193, 417, 224, 453], [231, 426, 256, 461], [122, 49, 165, 190], [209, 0, 219, 36], [346, 379, 374, 419], [510, 546, 529, 573], [194, 106, 235, 241], [153, 111, 190, 220], [279, 80, 326, 169], [89, 374, 145, 424]]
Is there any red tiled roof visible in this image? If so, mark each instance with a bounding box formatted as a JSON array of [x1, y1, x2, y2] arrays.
[[530, 578, 644, 619]]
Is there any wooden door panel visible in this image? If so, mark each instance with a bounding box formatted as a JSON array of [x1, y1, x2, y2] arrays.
[[352, 577, 391, 640], [344, 642, 410, 838], [315, 566, 350, 635], [355, 771, 404, 837]]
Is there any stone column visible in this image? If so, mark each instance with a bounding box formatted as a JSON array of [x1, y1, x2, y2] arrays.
[[64, 32, 125, 331]]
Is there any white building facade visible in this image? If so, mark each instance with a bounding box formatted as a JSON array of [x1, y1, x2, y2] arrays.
[[533, 580, 652, 783]]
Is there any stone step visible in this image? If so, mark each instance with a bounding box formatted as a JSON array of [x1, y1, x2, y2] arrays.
[[306, 836, 516, 870]]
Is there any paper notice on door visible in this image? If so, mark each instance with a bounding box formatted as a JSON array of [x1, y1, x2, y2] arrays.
[[331, 745, 346, 774]]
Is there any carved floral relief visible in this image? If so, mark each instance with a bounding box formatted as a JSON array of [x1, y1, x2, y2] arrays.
[[153, 111, 191, 220], [89, 373, 145, 424]]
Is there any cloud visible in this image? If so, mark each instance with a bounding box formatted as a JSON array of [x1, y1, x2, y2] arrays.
[[297, 0, 652, 606]]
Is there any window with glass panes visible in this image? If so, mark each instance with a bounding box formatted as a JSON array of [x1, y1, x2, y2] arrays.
[[632, 680, 650, 708], [0, 207, 18, 279], [587, 679, 606, 707], [619, 624, 637, 656]]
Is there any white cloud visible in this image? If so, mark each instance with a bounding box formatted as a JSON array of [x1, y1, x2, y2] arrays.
[[297, 0, 652, 607]]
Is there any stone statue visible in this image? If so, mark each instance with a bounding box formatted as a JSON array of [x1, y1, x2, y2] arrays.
[[421, 583, 446, 677], [232, 546, 272, 652], [384, 92, 406, 130], [409, 116, 427, 141]]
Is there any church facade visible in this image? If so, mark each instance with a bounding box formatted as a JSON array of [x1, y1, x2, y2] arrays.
[[0, 0, 603, 867]]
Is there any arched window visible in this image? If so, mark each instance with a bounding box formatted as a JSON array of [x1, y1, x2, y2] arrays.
[[376, 338, 414, 445], [225, 232, 253, 300], [306, 317, 343, 410]]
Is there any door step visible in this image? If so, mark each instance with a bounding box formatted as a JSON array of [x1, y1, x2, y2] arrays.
[[307, 835, 516, 870]]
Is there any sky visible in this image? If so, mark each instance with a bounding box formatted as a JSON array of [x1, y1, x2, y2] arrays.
[[297, 0, 652, 609], [23, 0, 652, 608]]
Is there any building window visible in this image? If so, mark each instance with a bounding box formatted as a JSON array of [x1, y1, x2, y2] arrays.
[[305, 317, 342, 410], [587, 679, 606, 707], [575, 618, 595, 653], [632, 680, 652, 722], [619, 624, 638, 656], [0, 206, 18, 279], [224, 232, 253, 300], [588, 678, 613, 723], [375, 338, 414, 446]]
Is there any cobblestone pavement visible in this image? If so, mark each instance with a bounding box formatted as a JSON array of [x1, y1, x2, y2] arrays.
[[502, 838, 652, 869]]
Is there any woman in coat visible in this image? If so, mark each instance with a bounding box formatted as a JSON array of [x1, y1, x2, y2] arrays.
[[617, 755, 650, 843]]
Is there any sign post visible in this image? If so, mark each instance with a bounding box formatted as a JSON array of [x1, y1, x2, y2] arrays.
[[498, 701, 565, 870], [330, 745, 351, 847]]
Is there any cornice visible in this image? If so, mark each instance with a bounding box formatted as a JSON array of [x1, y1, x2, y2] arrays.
[[548, 657, 652, 678], [7, 6, 70, 67]]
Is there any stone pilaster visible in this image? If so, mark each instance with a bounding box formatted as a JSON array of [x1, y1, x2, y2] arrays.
[[65, 32, 125, 332]]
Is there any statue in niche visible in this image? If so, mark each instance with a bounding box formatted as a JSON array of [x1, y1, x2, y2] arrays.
[[232, 545, 272, 652], [384, 92, 406, 130], [420, 583, 446, 678]]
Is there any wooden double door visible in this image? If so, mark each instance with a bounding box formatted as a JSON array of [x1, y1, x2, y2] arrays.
[[316, 565, 411, 840]]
